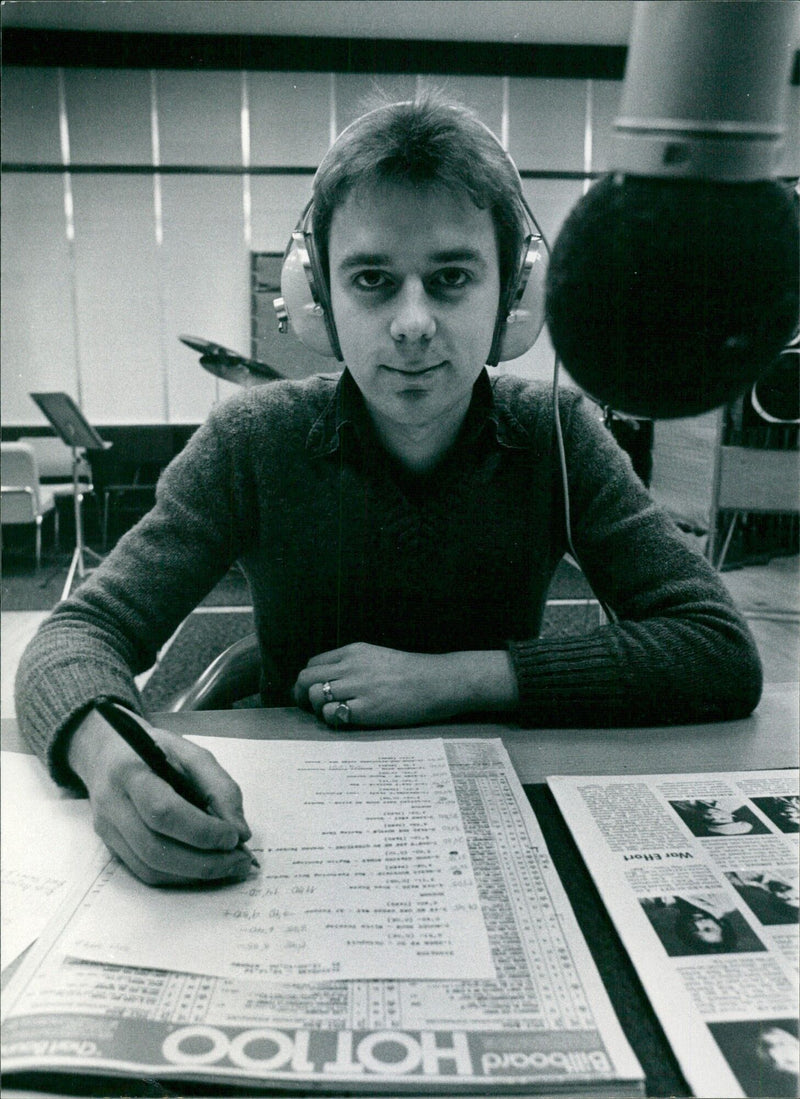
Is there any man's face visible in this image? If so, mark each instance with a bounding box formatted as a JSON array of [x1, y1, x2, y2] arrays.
[[689, 913, 723, 944], [327, 181, 501, 434], [702, 805, 736, 826]]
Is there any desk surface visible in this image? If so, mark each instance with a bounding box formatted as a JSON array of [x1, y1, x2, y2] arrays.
[[2, 683, 798, 1099], [4, 682, 796, 783]]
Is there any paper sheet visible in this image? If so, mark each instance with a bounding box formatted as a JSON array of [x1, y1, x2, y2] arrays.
[[56, 737, 495, 983], [2, 738, 644, 1094], [1, 752, 102, 970]]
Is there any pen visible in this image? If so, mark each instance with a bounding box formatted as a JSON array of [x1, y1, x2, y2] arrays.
[[93, 696, 258, 867]]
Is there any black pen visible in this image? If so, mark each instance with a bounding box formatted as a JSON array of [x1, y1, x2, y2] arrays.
[[94, 696, 258, 866]]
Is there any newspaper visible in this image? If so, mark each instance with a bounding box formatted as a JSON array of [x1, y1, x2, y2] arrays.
[[549, 770, 799, 1099], [1, 738, 643, 1095]]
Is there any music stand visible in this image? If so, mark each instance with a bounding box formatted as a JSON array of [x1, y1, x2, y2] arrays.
[[30, 392, 110, 600]]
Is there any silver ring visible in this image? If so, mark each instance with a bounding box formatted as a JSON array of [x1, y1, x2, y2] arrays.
[[334, 702, 352, 726], [322, 681, 335, 704]]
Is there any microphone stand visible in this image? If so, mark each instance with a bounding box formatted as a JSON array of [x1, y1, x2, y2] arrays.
[[61, 442, 104, 602]]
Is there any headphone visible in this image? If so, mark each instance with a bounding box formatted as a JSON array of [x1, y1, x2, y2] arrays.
[[273, 106, 548, 367]]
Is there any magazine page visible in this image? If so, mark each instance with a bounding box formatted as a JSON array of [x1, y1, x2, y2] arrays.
[[549, 770, 799, 1099], [1, 737, 643, 1095]]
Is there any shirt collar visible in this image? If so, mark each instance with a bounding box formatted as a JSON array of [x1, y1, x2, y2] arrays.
[[305, 367, 533, 458]]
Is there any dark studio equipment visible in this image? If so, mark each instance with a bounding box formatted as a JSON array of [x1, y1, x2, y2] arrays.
[[180, 334, 284, 387], [751, 340, 800, 426], [546, 1, 799, 419], [29, 392, 109, 599]]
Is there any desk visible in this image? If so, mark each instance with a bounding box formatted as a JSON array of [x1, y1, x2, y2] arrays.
[[4, 681, 796, 779], [2, 684, 797, 1098]]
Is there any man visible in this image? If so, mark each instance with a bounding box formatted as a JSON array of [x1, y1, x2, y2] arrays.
[[16, 95, 762, 886]]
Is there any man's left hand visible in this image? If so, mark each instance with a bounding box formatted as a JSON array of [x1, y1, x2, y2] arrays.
[[292, 642, 517, 729]]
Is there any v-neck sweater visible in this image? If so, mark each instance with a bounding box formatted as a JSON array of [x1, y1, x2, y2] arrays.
[[16, 369, 762, 790]]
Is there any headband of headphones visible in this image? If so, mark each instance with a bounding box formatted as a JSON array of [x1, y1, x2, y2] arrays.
[[273, 104, 548, 365]]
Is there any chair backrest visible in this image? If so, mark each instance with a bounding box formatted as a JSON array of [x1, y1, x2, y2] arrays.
[[166, 633, 262, 712], [1, 442, 42, 522], [715, 447, 800, 513], [17, 435, 90, 482]]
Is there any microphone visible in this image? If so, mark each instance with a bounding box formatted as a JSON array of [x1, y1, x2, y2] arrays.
[[545, 1, 799, 419]]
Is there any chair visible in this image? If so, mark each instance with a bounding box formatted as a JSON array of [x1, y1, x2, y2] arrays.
[[167, 633, 262, 711], [706, 353, 800, 571], [1, 442, 59, 569], [707, 446, 800, 570], [16, 435, 92, 487], [17, 435, 95, 526]]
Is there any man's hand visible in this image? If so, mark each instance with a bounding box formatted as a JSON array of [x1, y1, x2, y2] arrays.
[[68, 708, 255, 886], [293, 643, 518, 728]]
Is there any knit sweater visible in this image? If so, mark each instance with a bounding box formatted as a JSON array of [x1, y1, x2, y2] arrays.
[[16, 369, 762, 789]]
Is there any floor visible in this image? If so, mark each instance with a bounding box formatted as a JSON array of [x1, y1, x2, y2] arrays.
[[3, 557, 797, 722], [1, 611, 162, 719]]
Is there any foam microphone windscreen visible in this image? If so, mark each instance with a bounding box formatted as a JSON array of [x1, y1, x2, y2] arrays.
[[546, 175, 799, 418]]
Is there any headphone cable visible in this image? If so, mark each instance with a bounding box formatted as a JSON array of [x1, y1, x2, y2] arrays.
[[551, 353, 616, 624]]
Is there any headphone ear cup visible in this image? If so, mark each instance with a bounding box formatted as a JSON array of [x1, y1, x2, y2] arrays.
[[279, 231, 342, 359], [495, 237, 548, 362]]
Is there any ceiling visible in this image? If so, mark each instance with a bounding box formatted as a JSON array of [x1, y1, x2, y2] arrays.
[[0, 1, 638, 45]]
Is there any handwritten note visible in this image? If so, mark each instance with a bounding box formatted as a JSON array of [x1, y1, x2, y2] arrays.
[[57, 737, 495, 983], [1, 753, 103, 970]]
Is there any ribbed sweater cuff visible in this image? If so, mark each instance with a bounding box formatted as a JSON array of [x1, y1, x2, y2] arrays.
[[16, 653, 142, 793], [507, 635, 628, 724]]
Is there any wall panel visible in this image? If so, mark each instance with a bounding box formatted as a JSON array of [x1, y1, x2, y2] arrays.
[[1, 66, 62, 164], [508, 77, 586, 171], [250, 173, 314, 253], [334, 73, 418, 132], [334, 73, 503, 135], [71, 175, 162, 423], [0, 175, 78, 425], [249, 72, 330, 166], [157, 70, 242, 166], [159, 175, 249, 422], [2, 62, 622, 425], [420, 75, 504, 137], [64, 69, 152, 165], [588, 79, 622, 173]]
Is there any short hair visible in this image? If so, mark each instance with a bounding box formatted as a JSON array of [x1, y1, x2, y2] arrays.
[[311, 93, 529, 301]]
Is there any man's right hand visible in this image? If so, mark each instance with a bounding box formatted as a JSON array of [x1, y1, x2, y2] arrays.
[[68, 707, 256, 886]]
